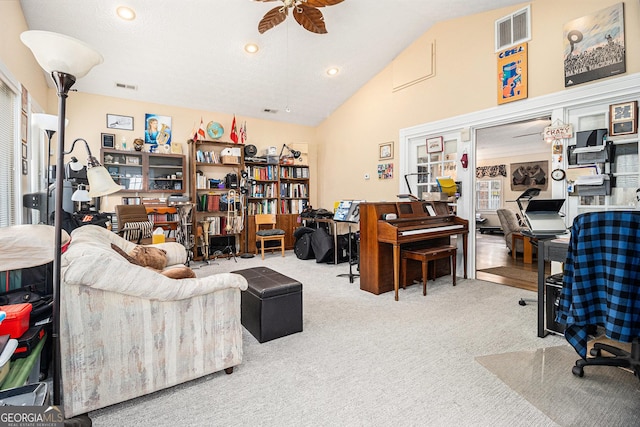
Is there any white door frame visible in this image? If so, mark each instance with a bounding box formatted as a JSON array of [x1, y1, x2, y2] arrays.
[[399, 72, 640, 279]]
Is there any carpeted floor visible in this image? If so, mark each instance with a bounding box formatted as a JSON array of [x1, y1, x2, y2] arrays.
[[88, 252, 638, 426]]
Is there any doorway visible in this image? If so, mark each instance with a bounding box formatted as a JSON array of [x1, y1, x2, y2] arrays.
[[474, 117, 551, 291]]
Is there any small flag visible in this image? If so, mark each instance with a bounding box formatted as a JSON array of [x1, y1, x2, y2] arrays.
[[239, 121, 247, 144], [230, 115, 238, 144], [197, 117, 206, 141]]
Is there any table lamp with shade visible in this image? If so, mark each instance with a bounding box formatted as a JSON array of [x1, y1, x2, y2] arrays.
[[20, 30, 118, 410]]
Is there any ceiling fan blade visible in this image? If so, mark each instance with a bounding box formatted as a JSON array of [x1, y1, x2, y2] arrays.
[[305, 0, 345, 7], [293, 4, 327, 34], [258, 6, 288, 34]]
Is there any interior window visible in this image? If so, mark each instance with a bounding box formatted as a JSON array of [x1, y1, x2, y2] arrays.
[[0, 77, 18, 226]]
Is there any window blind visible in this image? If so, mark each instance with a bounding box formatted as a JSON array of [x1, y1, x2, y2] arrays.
[[0, 79, 17, 226]]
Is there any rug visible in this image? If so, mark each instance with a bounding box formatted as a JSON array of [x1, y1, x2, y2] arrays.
[[476, 345, 640, 427], [477, 266, 538, 283]]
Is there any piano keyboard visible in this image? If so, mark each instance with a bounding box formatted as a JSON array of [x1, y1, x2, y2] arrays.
[[400, 224, 464, 236]]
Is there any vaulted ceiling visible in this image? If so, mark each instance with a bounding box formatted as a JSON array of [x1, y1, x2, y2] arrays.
[[19, 0, 526, 127]]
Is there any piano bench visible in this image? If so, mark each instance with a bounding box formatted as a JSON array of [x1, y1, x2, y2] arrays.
[[401, 245, 457, 296], [233, 267, 303, 343]]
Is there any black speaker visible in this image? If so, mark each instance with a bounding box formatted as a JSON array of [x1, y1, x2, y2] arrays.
[[244, 144, 257, 157]]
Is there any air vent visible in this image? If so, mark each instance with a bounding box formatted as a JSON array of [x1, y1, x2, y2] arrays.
[[263, 108, 278, 114], [495, 5, 530, 52], [115, 82, 138, 91]]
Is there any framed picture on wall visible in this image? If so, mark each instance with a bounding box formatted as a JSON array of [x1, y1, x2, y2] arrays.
[[379, 142, 393, 160], [609, 101, 637, 136], [21, 111, 28, 144], [107, 114, 134, 130], [101, 133, 116, 148], [426, 136, 443, 153]]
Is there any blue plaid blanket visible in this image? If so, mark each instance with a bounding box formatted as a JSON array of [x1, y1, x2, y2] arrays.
[[556, 211, 640, 358]]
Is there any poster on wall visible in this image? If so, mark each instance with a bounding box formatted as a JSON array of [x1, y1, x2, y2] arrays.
[[145, 113, 172, 148], [497, 42, 527, 105], [510, 161, 548, 191], [378, 163, 393, 179], [564, 3, 625, 87]]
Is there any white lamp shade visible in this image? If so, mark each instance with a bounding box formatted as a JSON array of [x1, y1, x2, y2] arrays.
[[87, 166, 121, 198], [20, 31, 103, 78], [32, 113, 68, 132], [71, 188, 91, 202]]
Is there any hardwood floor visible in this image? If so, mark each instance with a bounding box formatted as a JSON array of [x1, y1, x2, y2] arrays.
[[475, 231, 547, 292]]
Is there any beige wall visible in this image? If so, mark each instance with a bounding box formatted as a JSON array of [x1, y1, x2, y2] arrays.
[[317, 0, 640, 208], [61, 92, 317, 212], [0, 1, 49, 109], [3, 0, 639, 213]]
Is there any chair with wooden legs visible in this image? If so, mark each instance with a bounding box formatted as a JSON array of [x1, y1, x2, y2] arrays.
[[255, 213, 285, 259]]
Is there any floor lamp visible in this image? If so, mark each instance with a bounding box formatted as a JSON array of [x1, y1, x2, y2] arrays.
[[31, 114, 68, 224], [20, 30, 117, 409]]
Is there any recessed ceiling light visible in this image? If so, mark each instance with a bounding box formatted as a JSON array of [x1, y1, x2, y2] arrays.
[[116, 6, 136, 21], [244, 43, 259, 54], [326, 67, 339, 76]]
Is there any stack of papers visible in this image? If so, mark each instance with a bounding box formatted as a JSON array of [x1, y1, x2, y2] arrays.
[[575, 174, 607, 186], [573, 145, 605, 154]]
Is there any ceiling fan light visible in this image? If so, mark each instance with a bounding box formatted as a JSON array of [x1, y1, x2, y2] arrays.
[[326, 67, 339, 76], [244, 43, 259, 54]]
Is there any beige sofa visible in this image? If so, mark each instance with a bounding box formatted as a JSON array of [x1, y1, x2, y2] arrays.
[[60, 225, 248, 417]]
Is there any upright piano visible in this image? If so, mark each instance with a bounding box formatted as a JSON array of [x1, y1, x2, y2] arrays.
[[359, 201, 469, 300]]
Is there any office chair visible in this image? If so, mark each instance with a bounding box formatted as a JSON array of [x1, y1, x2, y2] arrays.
[[556, 211, 640, 379], [255, 213, 285, 259]]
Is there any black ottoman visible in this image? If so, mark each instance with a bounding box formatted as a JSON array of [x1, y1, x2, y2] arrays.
[[232, 267, 303, 343]]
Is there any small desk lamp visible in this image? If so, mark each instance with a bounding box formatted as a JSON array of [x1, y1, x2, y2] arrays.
[[21, 30, 110, 409], [278, 144, 301, 162]]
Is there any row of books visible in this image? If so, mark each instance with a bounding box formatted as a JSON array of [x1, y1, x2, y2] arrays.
[[249, 183, 277, 198], [280, 166, 309, 179], [247, 200, 277, 215], [247, 165, 277, 181], [281, 199, 308, 214], [280, 183, 308, 198], [195, 174, 226, 189], [196, 193, 238, 212], [195, 150, 222, 164], [198, 216, 242, 236], [147, 212, 177, 223]]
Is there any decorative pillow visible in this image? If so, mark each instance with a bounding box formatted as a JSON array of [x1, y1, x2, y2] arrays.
[[256, 228, 285, 236], [160, 266, 197, 280], [128, 245, 168, 271], [121, 221, 154, 242]]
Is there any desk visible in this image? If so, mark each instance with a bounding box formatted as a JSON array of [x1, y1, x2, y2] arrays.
[[537, 238, 569, 337]]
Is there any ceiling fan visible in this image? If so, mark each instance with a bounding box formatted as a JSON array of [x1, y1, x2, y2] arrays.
[[255, 0, 345, 34]]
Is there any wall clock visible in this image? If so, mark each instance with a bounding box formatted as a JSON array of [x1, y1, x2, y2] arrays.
[[551, 168, 566, 181], [609, 101, 638, 136]]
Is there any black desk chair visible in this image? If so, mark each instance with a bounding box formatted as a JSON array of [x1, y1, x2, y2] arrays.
[[556, 210, 640, 379]]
